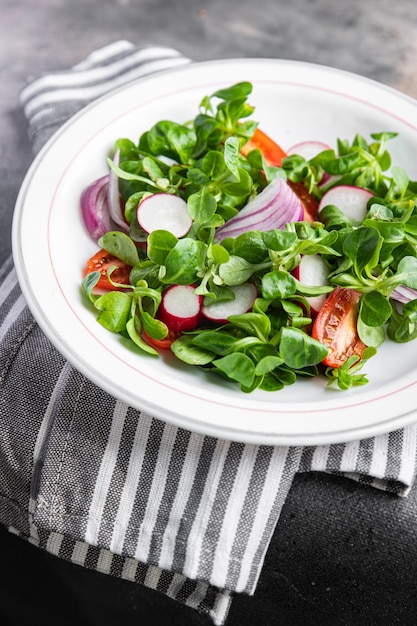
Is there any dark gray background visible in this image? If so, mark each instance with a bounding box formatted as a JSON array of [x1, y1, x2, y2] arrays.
[[2, 1, 417, 624]]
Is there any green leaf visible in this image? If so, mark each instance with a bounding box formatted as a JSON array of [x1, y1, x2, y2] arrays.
[[395, 256, 417, 289], [171, 335, 216, 365], [129, 260, 160, 289], [147, 120, 197, 163], [163, 239, 207, 285], [192, 331, 238, 355], [321, 152, 361, 175], [254, 355, 285, 375], [360, 291, 392, 326], [114, 138, 139, 161], [262, 230, 298, 251], [213, 352, 255, 387], [192, 115, 221, 156], [228, 312, 271, 342], [142, 156, 165, 181], [125, 191, 150, 224], [261, 271, 297, 300], [325, 347, 377, 390], [293, 280, 333, 298], [223, 136, 240, 179], [343, 226, 382, 274], [186, 168, 210, 186], [94, 291, 131, 332], [258, 373, 285, 392], [140, 312, 168, 339], [218, 255, 258, 285], [273, 365, 299, 386], [81, 272, 100, 302], [246, 343, 277, 361], [217, 168, 253, 196], [391, 165, 409, 196], [387, 299, 417, 343], [280, 327, 328, 368], [147, 229, 178, 265], [231, 231, 268, 264], [187, 187, 217, 224], [357, 317, 385, 347], [99, 231, 140, 267], [208, 243, 230, 264], [201, 151, 226, 178], [125, 318, 159, 355], [210, 81, 253, 102]]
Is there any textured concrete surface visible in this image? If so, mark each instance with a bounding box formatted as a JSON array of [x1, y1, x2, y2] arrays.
[[2, 1, 417, 624]]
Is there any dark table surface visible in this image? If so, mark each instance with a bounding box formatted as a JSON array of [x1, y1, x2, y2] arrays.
[[2, 1, 417, 624]]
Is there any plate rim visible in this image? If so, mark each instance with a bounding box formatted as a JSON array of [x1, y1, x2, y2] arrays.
[[12, 57, 417, 445]]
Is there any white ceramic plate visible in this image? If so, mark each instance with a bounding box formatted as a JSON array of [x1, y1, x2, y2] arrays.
[[12, 59, 417, 445]]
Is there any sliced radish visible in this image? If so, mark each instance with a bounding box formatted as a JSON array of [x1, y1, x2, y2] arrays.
[[287, 140, 332, 186], [287, 140, 332, 161], [214, 177, 303, 242], [293, 254, 330, 316], [158, 284, 202, 331], [137, 193, 192, 237], [202, 283, 258, 323], [318, 185, 373, 222]]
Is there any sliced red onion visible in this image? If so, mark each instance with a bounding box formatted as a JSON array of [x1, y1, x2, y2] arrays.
[[214, 177, 303, 242], [107, 149, 129, 232], [80, 175, 112, 242], [391, 285, 417, 304]]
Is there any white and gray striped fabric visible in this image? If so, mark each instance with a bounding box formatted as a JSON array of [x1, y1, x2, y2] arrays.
[[1, 41, 417, 625]]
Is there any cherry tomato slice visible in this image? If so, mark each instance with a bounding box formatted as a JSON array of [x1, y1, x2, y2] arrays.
[[287, 181, 319, 222], [241, 128, 319, 221], [83, 249, 131, 291], [312, 286, 367, 368], [142, 329, 180, 350], [241, 127, 287, 166]]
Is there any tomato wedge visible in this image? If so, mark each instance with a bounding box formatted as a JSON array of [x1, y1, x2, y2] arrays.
[[312, 286, 367, 368], [143, 329, 180, 350], [83, 249, 132, 291], [241, 128, 319, 221], [241, 127, 287, 166], [286, 180, 318, 222]]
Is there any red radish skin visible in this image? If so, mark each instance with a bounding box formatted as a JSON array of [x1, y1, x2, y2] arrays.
[[293, 254, 330, 316], [137, 193, 192, 237], [202, 283, 258, 323], [318, 185, 373, 222], [158, 284, 202, 331]]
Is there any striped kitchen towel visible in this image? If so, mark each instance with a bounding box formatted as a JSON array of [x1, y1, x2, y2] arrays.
[[1, 41, 416, 626]]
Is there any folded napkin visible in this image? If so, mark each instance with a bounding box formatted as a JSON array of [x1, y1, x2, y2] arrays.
[[1, 41, 417, 625]]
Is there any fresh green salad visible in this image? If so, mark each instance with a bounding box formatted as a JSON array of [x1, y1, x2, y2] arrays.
[[80, 81, 417, 394]]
